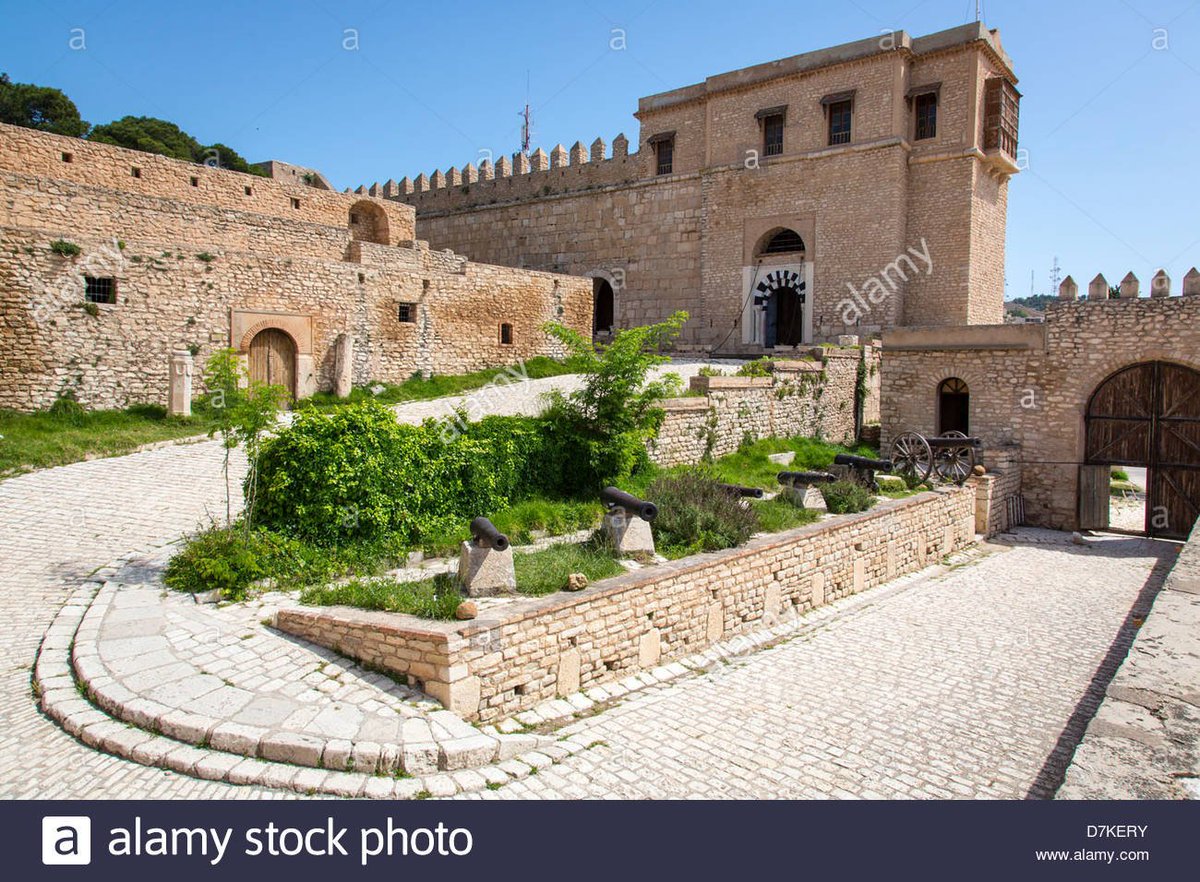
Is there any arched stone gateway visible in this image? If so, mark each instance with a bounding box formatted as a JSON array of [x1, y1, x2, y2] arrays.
[[1081, 360, 1200, 538], [937, 377, 970, 435], [742, 227, 812, 347], [593, 277, 614, 336]]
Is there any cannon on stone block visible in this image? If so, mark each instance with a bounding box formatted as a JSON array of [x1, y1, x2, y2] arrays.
[[469, 516, 510, 551], [776, 471, 836, 487], [888, 431, 981, 485], [717, 482, 765, 499], [601, 487, 658, 521], [832, 453, 894, 491], [459, 516, 515, 597], [600, 487, 657, 556]]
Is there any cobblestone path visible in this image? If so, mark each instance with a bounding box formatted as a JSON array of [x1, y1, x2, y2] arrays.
[[459, 532, 1174, 800], [0, 367, 1175, 798]]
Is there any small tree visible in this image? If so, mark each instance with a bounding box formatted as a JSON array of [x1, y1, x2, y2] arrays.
[[203, 348, 288, 527], [541, 311, 688, 490]]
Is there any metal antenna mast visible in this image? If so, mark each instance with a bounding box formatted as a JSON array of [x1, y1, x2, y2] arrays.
[[519, 71, 533, 156]]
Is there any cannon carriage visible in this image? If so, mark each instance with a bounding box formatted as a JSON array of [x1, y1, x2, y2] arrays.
[[888, 431, 981, 485]]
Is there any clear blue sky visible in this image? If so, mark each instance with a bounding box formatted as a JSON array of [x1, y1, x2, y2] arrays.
[[2, 0, 1197, 300]]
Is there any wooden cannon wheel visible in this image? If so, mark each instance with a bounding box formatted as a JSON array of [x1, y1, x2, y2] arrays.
[[889, 431, 933, 484], [932, 431, 977, 485]]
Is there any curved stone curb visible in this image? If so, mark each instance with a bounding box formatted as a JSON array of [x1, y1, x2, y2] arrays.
[[34, 560, 580, 800]]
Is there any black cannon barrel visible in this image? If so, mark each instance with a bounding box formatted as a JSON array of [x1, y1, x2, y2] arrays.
[[777, 471, 836, 486], [833, 453, 894, 472], [470, 516, 510, 551], [717, 482, 765, 499], [601, 487, 658, 521]]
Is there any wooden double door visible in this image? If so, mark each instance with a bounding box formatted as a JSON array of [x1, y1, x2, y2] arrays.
[[1082, 361, 1200, 539], [248, 328, 296, 400]]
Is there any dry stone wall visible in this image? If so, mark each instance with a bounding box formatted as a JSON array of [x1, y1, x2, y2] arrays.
[[275, 485, 977, 722], [0, 124, 590, 410]]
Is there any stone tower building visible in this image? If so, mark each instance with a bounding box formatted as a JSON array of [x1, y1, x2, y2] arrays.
[[374, 22, 1020, 351]]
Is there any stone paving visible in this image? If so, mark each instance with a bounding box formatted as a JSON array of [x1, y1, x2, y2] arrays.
[[0, 360, 1180, 799], [454, 530, 1176, 799]]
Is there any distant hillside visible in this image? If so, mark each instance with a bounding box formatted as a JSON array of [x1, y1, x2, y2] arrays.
[[1006, 294, 1057, 312]]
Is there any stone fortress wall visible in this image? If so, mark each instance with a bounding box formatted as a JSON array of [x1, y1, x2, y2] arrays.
[[881, 274, 1200, 532], [0, 122, 591, 411], [371, 23, 1020, 350]]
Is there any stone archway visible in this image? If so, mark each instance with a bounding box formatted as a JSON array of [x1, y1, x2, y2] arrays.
[[349, 200, 389, 245], [230, 310, 315, 399], [593, 278, 615, 335]]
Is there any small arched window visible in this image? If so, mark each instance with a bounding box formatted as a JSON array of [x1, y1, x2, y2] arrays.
[[937, 377, 970, 435], [760, 229, 805, 256]]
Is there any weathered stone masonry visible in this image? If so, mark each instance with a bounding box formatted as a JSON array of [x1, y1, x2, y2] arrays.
[[275, 485, 976, 722], [377, 23, 1020, 350], [0, 123, 591, 411]]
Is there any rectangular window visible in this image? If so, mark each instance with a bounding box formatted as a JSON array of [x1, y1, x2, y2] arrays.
[[762, 113, 785, 157], [61, 152, 73, 163], [84, 277, 116, 305], [190, 176, 199, 187], [983, 78, 1020, 156], [827, 100, 853, 145], [397, 302, 416, 323], [290, 197, 301, 209], [131, 166, 141, 178], [244, 185, 252, 196], [654, 138, 674, 175], [500, 322, 514, 345], [914, 92, 938, 140]]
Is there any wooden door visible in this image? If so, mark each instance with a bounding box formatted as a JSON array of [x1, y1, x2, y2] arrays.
[[248, 328, 296, 399], [1078, 465, 1110, 531], [1085, 361, 1200, 539]]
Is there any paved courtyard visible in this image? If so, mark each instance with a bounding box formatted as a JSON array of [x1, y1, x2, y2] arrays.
[[0, 369, 1178, 799]]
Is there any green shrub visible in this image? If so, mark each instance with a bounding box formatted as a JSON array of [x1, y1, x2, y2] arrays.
[[735, 357, 773, 378], [253, 402, 521, 544], [647, 471, 759, 557], [49, 239, 81, 257], [1110, 467, 1130, 482], [300, 572, 462, 620], [48, 392, 86, 425], [820, 480, 876, 514], [164, 525, 331, 600]]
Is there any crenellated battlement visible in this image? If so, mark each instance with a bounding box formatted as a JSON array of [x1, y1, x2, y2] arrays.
[[359, 134, 645, 215], [1055, 268, 1200, 302]]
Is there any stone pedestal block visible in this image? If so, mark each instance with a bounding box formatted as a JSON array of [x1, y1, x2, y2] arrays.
[[782, 485, 827, 512], [603, 511, 655, 556], [168, 350, 193, 417], [458, 541, 515, 597]]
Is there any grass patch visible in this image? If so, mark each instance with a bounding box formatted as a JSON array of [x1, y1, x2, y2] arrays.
[[299, 356, 574, 410], [697, 436, 879, 491], [299, 572, 462, 619], [513, 541, 623, 596], [490, 498, 604, 544], [0, 402, 218, 476], [749, 496, 820, 532]]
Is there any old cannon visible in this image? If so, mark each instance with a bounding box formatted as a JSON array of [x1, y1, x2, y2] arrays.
[[777, 470, 836, 487], [469, 516, 510, 552], [717, 482, 765, 499], [601, 487, 658, 521], [888, 430, 981, 485], [832, 453, 894, 490]]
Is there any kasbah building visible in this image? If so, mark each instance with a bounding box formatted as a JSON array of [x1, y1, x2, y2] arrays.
[[2, 21, 1199, 539]]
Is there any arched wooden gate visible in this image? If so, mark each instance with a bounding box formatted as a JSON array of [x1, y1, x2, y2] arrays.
[[1082, 361, 1200, 538], [248, 328, 297, 400]]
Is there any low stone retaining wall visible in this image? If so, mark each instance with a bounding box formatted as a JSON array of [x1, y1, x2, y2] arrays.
[[1057, 526, 1199, 799], [276, 484, 976, 724], [650, 346, 877, 466], [973, 445, 1023, 536]]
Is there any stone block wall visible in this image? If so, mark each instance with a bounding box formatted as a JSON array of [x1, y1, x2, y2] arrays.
[[650, 347, 873, 466], [0, 124, 590, 410], [881, 294, 1200, 532], [275, 485, 977, 722]]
